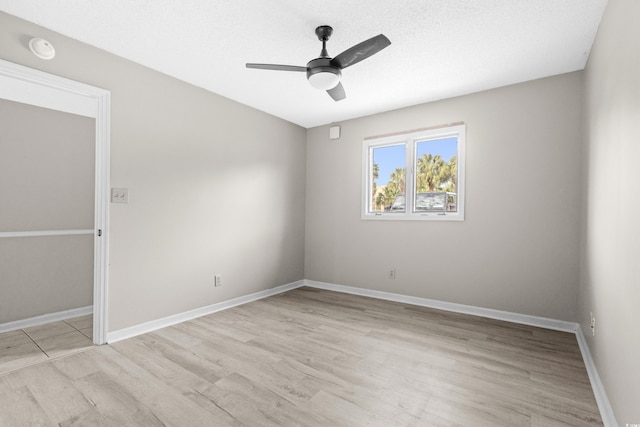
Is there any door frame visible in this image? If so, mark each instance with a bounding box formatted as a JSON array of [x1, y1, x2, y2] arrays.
[[0, 59, 110, 344]]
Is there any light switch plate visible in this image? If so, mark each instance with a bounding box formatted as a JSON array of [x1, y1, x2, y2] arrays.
[[111, 188, 129, 203]]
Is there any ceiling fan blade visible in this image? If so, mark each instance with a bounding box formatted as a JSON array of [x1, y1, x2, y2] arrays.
[[327, 82, 346, 101], [246, 63, 307, 72], [331, 34, 391, 69]]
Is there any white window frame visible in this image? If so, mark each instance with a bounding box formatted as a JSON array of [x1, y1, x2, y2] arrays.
[[362, 123, 465, 221]]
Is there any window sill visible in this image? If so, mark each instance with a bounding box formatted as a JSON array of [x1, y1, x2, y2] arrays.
[[362, 213, 465, 221]]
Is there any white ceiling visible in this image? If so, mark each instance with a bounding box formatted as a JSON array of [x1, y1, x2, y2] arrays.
[[0, 0, 607, 128]]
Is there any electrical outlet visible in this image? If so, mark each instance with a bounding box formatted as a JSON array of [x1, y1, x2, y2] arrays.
[[590, 312, 596, 336], [388, 268, 396, 280], [214, 275, 222, 287]]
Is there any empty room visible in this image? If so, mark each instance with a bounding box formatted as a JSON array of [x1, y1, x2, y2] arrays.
[[0, 1, 638, 426]]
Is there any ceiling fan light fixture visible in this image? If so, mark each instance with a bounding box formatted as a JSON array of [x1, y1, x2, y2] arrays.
[[308, 70, 341, 90], [306, 58, 342, 91]]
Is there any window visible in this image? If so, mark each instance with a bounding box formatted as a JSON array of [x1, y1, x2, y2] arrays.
[[362, 123, 465, 220]]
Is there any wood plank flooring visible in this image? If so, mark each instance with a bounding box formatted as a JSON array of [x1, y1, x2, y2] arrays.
[[0, 315, 93, 375], [0, 288, 603, 426]]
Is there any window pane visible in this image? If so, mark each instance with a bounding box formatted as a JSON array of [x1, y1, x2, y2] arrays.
[[370, 144, 406, 213], [414, 137, 458, 212]]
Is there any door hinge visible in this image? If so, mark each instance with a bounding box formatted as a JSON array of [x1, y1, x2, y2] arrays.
[[97, 229, 102, 237]]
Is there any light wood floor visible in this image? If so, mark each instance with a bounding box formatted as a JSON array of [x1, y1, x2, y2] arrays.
[[0, 314, 93, 375], [0, 288, 602, 426]]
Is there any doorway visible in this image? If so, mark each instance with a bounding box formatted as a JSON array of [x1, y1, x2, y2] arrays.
[[0, 59, 109, 345]]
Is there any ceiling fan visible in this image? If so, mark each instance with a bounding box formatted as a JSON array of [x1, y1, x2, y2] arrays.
[[246, 25, 391, 101]]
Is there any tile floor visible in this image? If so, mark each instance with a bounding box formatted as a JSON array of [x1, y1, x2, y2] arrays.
[[0, 315, 94, 375]]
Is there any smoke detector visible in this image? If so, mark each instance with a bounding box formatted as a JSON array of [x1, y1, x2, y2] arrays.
[[29, 38, 56, 60]]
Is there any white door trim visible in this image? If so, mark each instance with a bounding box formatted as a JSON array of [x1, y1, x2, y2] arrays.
[[0, 59, 110, 345]]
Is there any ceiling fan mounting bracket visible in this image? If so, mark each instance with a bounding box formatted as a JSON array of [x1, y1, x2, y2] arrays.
[[315, 25, 333, 41]]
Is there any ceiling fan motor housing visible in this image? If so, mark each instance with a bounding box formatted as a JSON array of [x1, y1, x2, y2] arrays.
[[306, 57, 341, 90]]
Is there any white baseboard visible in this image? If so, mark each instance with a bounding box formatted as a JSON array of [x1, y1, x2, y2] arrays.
[[575, 327, 618, 427], [106, 280, 305, 343], [0, 306, 92, 333], [303, 280, 578, 332]]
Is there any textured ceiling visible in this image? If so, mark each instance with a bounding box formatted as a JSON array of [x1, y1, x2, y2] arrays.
[[0, 0, 607, 128]]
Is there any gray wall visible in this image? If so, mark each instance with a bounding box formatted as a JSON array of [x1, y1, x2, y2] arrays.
[[581, 0, 640, 423], [0, 235, 94, 323], [305, 72, 583, 321], [0, 99, 95, 231], [0, 12, 307, 331], [0, 99, 94, 323]]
